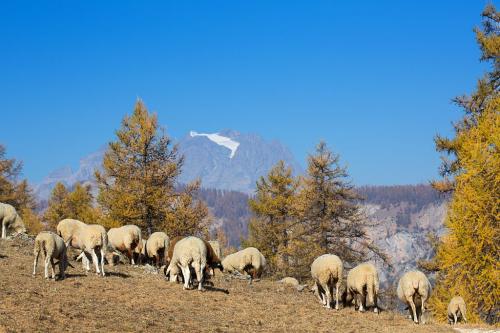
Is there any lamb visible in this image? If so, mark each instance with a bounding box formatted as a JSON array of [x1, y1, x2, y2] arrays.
[[165, 236, 208, 291], [145, 232, 169, 267], [107, 225, 142, 265], [345, 262, 379, 313], [56, 219, 108, 276], [0, 202, 26, 239], [32, 231, 70, 280], [277, 277, 307, 291], [397, 270, 432, 324], [447, 296, 467, 325], [221, 247, 266, 282], [310, 254, 343, 310]]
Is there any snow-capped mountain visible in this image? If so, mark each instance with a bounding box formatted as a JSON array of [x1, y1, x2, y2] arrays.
[[34, 130, 302, 201], [189, 131, 240, 159], [178, 130, 302, 193]]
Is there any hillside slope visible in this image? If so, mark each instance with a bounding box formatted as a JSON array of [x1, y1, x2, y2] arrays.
[[0, 237, 455, 333]]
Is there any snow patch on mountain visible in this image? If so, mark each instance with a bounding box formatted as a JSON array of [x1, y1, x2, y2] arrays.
[[190, 131, 240, 158]]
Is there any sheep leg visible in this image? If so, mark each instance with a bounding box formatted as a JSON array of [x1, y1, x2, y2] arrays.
[[195, 262, 205, 291], [357, 293, 365, 312], [100, 248, 106, 276], [44, 256, 50, 279], [78, 251, 91, 272], [420, 298, 426, 321], [33, 250, 40, 276], [406, 296, 418, 324], [50, 257, 56, 279], [335, 280, 341, 310], [453, 313, 457, 325], [1, 221, 5, 239], [182, 265, 191, 290], [323, 283, 332, 309], [128, 249, 135, 265], [90, 248, 101, 275], [316, 283, 327, 306], [59, 258, 65, 279]]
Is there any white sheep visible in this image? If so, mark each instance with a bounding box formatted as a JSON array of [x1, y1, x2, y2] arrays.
[[145, 232, 169, 267], [310, 254, 343, 310], [0, 202, 26, 239], [346, 262, 379, 313], [107, 225, 142, 265], [33, 231, 70, 280], [447, 296, 467, 325], [397, 270, 432, 324], [165, 236, 207, 291], [221, 247, 266, 281], [57, 219, 107, 276]]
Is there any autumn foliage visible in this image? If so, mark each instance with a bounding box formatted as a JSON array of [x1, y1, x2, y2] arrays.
[[429, 5, 499, 324]]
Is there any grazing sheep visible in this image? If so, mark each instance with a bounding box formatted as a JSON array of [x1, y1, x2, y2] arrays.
[[164, 237, 222, 283], [33, 231, 70, 280], [0, 202, 26, 239], [165, 236, 208, 291], [397, 270, 432, 324], [107, 225, 142, 265], [346, 262, 379, 313], [146, 232, 169, 267], [311, 254, 343, 310], [221, 247, 266, 281], [57, 219, 107, 276], [448, 296, 467, 325]]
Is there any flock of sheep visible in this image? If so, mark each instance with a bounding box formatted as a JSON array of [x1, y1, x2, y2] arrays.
[[1, 202, 467, 326]]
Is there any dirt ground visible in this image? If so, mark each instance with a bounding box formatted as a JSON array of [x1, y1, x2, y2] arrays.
[[0, 237, 460, 333]]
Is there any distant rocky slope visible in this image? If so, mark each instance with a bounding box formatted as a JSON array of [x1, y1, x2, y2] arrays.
[[35, 129, 302, 200]]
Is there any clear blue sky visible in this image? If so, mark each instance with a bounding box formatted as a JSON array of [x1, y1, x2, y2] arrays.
[[0, 1, 490, 185]]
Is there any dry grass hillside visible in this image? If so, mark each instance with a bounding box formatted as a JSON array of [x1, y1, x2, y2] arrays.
[[0, 236, 458, 333]]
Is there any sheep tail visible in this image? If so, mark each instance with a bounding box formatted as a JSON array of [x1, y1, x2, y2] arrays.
[[34, 238, 43, 255], [411, 279, 419, 290]]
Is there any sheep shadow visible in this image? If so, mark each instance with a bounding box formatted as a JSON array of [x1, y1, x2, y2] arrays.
[[105, 271, 130, 278], [0, 254, 7, 259], [203, 285, 230, 294], [64, 273, 87, 279]]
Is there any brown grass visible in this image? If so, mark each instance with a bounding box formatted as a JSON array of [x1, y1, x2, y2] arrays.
[[0, 237, 455, 333]]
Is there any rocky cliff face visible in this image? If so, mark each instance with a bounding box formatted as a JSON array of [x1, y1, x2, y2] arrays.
[[363, 201, 447, 287]]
